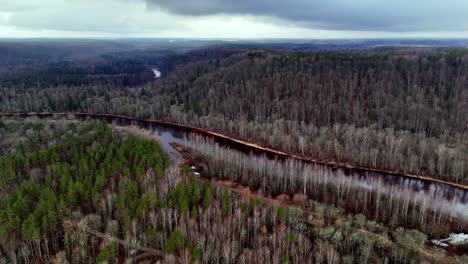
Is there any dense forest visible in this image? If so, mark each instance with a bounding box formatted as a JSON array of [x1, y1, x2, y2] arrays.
[[181, 135, 468, 263], [186, 135, 468, 233], [0, 118, 170, 262], [151, 49, 468, 184], [0, 60, 156, 88], [0, 40, 217, 89], [0, 117, 466, 263], [2, 41, 468, 262], [2, 47, 468, 184]]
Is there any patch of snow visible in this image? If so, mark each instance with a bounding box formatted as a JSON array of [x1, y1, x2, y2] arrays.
[[152, 68, 161, 79], [432, 240, 449, 247], [432, 233, 468, 247]]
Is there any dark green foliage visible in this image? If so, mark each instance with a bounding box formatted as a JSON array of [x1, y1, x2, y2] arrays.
[[170, 178, 201, 214], [116, 179, 140, 227], [165, 230, 186, 254], [241, 198, 263, 215], [286, 234, 296, 243], [221, 191, 230, 216], [95, 242, 118, 264], [181, 164, 192, 175], [191, 247, 202, 261], [202, 181, 213, 208], [0, 119, 169, 247], [277, 207, 286, 223], [240, 202, 251, 215]]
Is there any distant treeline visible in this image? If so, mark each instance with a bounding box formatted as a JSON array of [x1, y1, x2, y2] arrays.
[[0, 60, 155, 88]]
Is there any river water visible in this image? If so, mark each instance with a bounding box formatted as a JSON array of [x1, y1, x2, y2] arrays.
[[96, 115, 468, 221]]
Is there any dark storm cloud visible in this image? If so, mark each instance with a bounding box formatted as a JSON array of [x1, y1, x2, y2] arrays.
[[145, 0, 468, 31]]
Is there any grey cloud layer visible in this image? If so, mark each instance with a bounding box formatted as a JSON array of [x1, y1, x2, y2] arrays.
[[146, 0, 468, 31], [1, 0, 178, 34], [1, 0, 467, 37]]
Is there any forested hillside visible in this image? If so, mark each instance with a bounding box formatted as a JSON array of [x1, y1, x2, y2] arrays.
[[2, 48, 468, 184], [152, 49, 468, 183], [1, 117, 466, 263], [0, 40, 211, 89], [0, 118, 170, 262], [178, 135, 468, 263], [0, 60, 156, 89]]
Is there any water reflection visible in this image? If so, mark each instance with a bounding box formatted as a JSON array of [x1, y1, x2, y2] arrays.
[[342, 169, 468, 220], [100, 116, 468, 221], [146, 123, 185, 161]]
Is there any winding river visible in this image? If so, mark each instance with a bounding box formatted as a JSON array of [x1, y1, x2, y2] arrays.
[[95, 114, 468, 222], [2, 112, 468, 221]]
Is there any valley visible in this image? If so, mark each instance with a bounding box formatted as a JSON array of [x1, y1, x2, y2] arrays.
[[1, 40, 468, 263]]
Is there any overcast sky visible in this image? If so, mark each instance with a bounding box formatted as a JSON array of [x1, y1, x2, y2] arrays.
[[1, 0, 468, 39]]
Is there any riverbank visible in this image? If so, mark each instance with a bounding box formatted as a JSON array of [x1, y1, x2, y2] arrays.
[[1, 111, 468, 191], [172, 141, 468, 257]]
